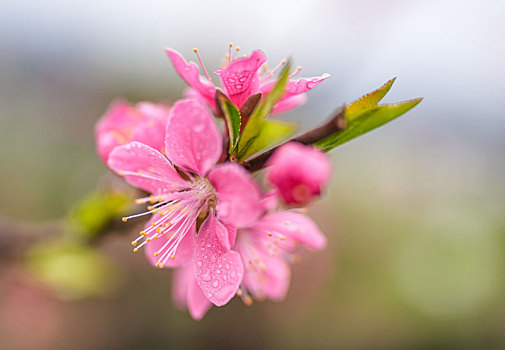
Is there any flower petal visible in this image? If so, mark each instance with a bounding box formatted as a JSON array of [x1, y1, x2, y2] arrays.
[[165, 48, 216, 104], [165, 99, 222, 176], [260, 73, 330, 100], [215, 50, 266, 108], [144, 215, 196, 268], [236, 233, 290, 301], [172, 264, 193, 309], [208, 163, 263, 228], [187, 276, 213, 320], [108, 142, 185, 194], [271, 94, 307, 115], [255, 211, 327, 251], [193, 211, 244, 306]]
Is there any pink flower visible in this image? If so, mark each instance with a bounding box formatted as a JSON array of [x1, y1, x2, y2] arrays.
[[235, 208, 326, 302], [165, 45, 329, 114], [107, 98, 264, 307], [266, 142, 331, 205], [95, 100, 170, 162]]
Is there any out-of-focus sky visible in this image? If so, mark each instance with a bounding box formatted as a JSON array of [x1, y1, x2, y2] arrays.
[[0, 1, 504, 349]]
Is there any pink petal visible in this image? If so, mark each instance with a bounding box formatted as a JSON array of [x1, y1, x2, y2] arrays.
[[260, 73, 330, 99], [172, 265, 193, 309], [208, 163, 263, 228], [215, 50, 266, 108], [144, 215, 196, 268], [187, 277, 213, 320], [266, 142, 331, 205], [271, 94, 307, 115], [193, 211, 244, 306], [95, 100, 133, 162], [255, 211, 327, 251], [260, 189, 280, 212], [96, 101, 171, 162], [165, 99, 222, 176], [236, 234, 290, 301], [184, 87, 216, 111], [107, 142, 186, 194], [165, 48, 216, 104]]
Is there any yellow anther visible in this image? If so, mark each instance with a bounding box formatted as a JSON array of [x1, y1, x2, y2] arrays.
[[156, 227, 160, 233], [146, 238, 151, 242], [280, 235, 286, 241], [268, 233, 273, 237], [122, 217, 128, 222], [243, 295, 253, 306], [154, 252, 159, 257], [118, 170, 125, 176], [131, 241, 137, 246], [170, 255, 175, 260], [248, 260, 253, 265], [133, 248, 139, 253], [229, 42, 233, 48], [193, 48, 198, 53], [236, 289, 243, 297], [140, 231, 147, 236], [155, 263, 160, 267], [160, 263, 164, 268], [147, 206, 153, 210]]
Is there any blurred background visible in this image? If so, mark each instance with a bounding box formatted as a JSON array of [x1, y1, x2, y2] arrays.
[[1, 0, 504, 349]]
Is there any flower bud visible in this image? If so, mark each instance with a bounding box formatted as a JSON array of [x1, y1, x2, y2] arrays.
[[266, 142, 331, 205]]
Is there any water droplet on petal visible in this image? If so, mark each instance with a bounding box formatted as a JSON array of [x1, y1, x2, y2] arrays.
[[212, 280, 219, 288]]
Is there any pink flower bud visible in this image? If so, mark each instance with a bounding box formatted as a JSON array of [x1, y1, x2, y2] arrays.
[[266, 142, 331, 205]]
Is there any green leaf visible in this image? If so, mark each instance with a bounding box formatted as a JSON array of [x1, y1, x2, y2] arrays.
[[346, 77, 396, 121], [25, 242, 123, 299], [68, 190, 132, 237], [316, 98, 422, 152], [217, 94, 241, 152], [236, 60, 292, 159], [238, 120, 297, 160]]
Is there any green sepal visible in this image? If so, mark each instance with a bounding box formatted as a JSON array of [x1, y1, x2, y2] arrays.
[[236, 60, 292, 160], [217, 93, 241, 152]]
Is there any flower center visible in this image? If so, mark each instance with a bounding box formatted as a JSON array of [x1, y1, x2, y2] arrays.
[[122, 177, 217, 267]]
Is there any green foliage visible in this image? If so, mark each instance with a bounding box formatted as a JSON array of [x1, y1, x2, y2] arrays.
[[236, 61, 297, 160], [25, 242, 123, 299], [316, 79, 422, 152], [217, 94, 242, 152], [68, 190, 132, 238]]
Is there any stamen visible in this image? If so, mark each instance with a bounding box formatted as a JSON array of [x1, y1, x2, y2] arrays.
[[228, 42, 233, 66], [232, 46, 240, 61], [262, 59, 286, 81], [289, 66, 302, 79], [193, 48, 212, 82]]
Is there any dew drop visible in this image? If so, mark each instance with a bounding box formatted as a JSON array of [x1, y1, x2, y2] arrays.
[[203, 273, 211, 282], [212, 280, 219, 288]]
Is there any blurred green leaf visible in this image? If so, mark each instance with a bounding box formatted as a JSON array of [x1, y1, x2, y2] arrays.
[[238, 119, 297, 160], [345, 77, 396, 120], [25, 242, 122, 299], [68, 190, 132, 238], [236, 61, 293, 160], [316, 99, 422, 152], [218, 94, 242, 152]]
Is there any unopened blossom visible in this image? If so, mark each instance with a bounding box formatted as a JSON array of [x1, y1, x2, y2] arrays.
[[235, 205, 326, 303], [108, 98, 263, 306], [95, 100, 170, 162], [266, 142, 331, 205], [166, 44, 329, 114]]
